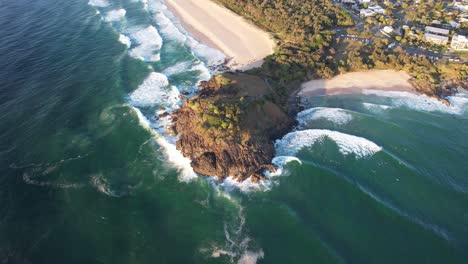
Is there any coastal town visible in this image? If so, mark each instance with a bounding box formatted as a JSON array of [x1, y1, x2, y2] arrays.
[[335, 0, 468, 62]]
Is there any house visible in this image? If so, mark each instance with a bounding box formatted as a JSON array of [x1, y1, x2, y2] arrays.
[[423, 26, 450, 45], [358, 0, 371, 3], [381, 26, 394, 36], [425, 26, 450, 36], [453, 1, 468, 11], [360, 9, 375, 17], [368, 5, 386, 14], [340, 0, 356, 4], [423, 33, 449, 45], [449, 21, 461, 28], [451, 34, 468, 51], [360, 5, 385, 18]]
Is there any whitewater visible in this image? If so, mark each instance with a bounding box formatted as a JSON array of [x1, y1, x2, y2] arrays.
[[2, 0, 468, 262]]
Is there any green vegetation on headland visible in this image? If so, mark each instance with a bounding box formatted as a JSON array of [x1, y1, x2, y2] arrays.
[[214, 0, 466, 100], [172, 0, 467, 181], [170, 73, 294, 181]]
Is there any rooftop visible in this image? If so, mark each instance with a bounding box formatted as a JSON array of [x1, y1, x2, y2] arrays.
[[423, 32, 449, 41], [424, 26, 450, 35]]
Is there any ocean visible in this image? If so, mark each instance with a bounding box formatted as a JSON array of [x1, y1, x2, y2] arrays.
[[1, 0, 467, 263]]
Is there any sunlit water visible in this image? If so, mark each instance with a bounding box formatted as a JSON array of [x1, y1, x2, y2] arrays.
[[1, 0, 467, 263]]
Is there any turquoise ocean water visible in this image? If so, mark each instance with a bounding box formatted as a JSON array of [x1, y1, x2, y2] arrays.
[[1, 0, 468, 263]]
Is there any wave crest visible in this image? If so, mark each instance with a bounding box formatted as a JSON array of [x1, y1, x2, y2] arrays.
[[129, 72, 180, 109], [297, 107, 353, 126], [104, 9, 127, 22], [88, 0, 109, 7], [275, 129, 382, 159]]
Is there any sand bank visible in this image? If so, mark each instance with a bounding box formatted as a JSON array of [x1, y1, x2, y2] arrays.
[[166, 0, 275, 70], [300, 70, 416, 97]]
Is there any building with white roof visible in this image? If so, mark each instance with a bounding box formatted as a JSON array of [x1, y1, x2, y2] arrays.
[[425, 26, 450, 36], [451, 34, 468, 51], [423, 33, 449, 45], [369, 5, 386, 14], [360, 9, 375, 17]]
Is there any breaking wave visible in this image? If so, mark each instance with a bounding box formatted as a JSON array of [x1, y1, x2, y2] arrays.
[[297, 107, 353, 127], [128, 72, 180, 109], [104, 9, 126, 22], [128, 26, 163, 62], [118, 34, 131, 47], [363, 90, 468, 115], [88, 0, 109, 7], [362, 102, 392, 113], [275, 129, 382, 159], [147, 1, 226, 65], [131, 106, 197, 182]]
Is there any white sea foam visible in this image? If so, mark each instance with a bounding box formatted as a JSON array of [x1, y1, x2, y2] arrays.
[[146, 0, 166, 13], [90, 174, 123, 197], [362, 102, 392, 112], [128, 26, 163, 62], [146, 0, 226, 66], [23, 172, 84, 189], [297, 107, 353, 126], [162, 61, 211, 82], [210, 176, 271, 193], [88, 0, 109, 7], [162, 61, 192, 76], [118, 34, 131, 47], [201, 200, 264, 263], [129, 72, 180, 109], [363, 90, 468, 115], [237, 250, 265, 264], [104, 9, 127, 22], [186, 36, 226, 66], [265, 156, 302, 177], [131, 106, 197, 182], [275, 129, 382, 159], [154, 12, 187, 42]]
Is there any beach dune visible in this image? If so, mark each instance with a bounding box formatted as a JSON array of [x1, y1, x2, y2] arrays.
[[166, 0, 275, 70], [300, 70, 416, 97]]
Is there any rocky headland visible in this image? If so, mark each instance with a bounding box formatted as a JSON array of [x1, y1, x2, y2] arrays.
[[169, 73, 295, 182]]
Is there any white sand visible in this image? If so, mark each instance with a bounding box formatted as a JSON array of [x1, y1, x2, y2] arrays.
[[166, 0, 275, 70], [300, 70, 416, 97]]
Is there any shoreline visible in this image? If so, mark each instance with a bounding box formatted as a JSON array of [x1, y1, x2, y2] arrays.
[[165, 0, 275, 70], [299, 70, 416, 97]]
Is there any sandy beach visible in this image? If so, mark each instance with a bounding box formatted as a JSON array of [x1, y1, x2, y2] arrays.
[[166, 0, 275, 70], [300, 70, 416, 97]]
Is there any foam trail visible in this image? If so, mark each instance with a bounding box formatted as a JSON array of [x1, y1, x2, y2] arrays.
[[88, 0, 109, 7], [90, 174, 124, 197], [297, 107, 353, 126], [275, 129, 382, 159], [129, 26, 163, 62], [201, 196, 264, 263], [237, 250, 264, 264], [104, 9, 127, 22]]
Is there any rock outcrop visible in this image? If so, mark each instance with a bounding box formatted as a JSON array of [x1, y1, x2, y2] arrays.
[[170, 73, 295, 182]]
